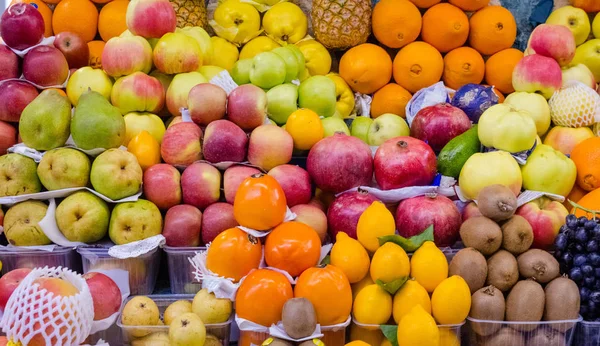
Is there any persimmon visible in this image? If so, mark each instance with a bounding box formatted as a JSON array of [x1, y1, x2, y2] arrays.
[[233, 173, 287, 231], [205, 227, 262, 282], [265, 221, 322, 277]]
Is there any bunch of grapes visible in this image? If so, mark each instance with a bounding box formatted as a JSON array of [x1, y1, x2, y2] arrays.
[[554, 214, 600, 321]]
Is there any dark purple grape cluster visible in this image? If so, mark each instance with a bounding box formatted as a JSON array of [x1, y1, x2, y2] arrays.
[[554, 214, 600, 321]]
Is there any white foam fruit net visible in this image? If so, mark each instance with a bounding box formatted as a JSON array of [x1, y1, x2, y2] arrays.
[[1, 266, 95, 346], [549, 82, 600, 128]]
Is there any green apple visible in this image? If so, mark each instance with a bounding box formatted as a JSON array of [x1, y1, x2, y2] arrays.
[[271, 46, 300, 83], [109, 199, 162, 245], [266, 83, 298, 125], [572, 39, 600, 81], [594, 13, 600, 39], [231, 58, 253, 85], [350, 117, 374, 143], [0, 153, 41, 197], [90, 149, 143, 200], [55, 191, 110, 243], [4, 201, 50, 246], [321, 117, 350, 137], [367, 113, 410, 146], [298, 75, 336, 118], [546, 5, 591, 46], [286, 44, 306, 73], [19, 90, 71, 151], [249, 52, 286, 89], [37, 148, 91, 191], [123, 112, 166, 146]]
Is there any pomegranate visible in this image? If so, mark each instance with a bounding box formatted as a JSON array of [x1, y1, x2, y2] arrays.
[[307, 133, 373, 194], [374, 136, 437, 190], [395, 194, 462, 247], [410, 103, 472, 152], [327, 189, 379, 239], [0, 3, 45, 51]]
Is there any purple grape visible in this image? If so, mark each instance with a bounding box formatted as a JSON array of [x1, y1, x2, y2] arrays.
[[590, 253, 600, 266], [591, 291, 600, 303], [582, 287, 591, 302], [562, 252, 573, 266], [577, 228, 589, 243], [571, 267, 584, 281], [585, 277, 596, 287], [566, 214, 578, 229], [575, 254, 588, 267], [588, 240, 599, 253], [584, 265, 594, 275], [555, 233, 568, 250], [586, 220, 598, 230], [580, 216, 590, 226], [577, 244, 585, 252]]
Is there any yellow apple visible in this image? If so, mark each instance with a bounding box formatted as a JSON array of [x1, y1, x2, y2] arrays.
[[176, 26, 213, 66], [124, 112, 167, 145], [66, 67, 113, 106]]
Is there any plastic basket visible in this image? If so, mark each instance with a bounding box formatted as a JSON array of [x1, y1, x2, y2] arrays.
[[77, 246, 160, 295], [467, 316, 582, 345], [575, 320, 600, 346], [0, 246, 81, 274], [116, 294, 233, 345], [163, 246, 204, 294], [352, 317, 464, 345]]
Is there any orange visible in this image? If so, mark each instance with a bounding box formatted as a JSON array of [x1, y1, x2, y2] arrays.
[[205, 227, 262, 282], [236, 269, 294, 327], [421, 3, 469, 53], [339, 43, 392, 94], [469, 6, 517, 56], [127, 131, 160, 171], [370, 83, 412, 118], [573, 189, 600, 218], [372, 0, 422, 49], [286, 109, 324, 150], [10, 0, 53, 37], [295, 265, 353, 326], [98, 0, 128, 41], [393, 41, 443, 94], [565, 183, 587, 211], [449, 0, 489, 11], [485, 48, 523, 94], [265, 221, 322, 277], [408, 0, 440, 8], [443, 47, 485, 90], [87, 40, 105, 69], [571, 137, 600, 192], [52, 0, 99, 43], [233, 174, 287, 231]]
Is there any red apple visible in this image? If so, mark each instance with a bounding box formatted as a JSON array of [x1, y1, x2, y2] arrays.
[[268, 164, 312, 207], [53, 32, 90, 69], [291, 203, 328, 242], [516, 197, 569, 249], [201, 202, 238, 244], [395, 194, 462, 247], [0, 45, 20, 81], [160, 122, 203, 166], [307, 133, 373, 194], [0, 120, 17, 154], [223, 165, 261, 203], [374, 136, 437, 190], [526, 24, 576, 67], [23, 46, 69, 87], [83, 272, 122, 321], [143, 164, 182, 210], [227, 84, 267, 131], [462, 201, 482, 221], [0, 336, 7, 345], [163, 204, 203, 247], [0, 80, 39, 122], [0, 268, 32, 311], [126, 0, 177, 39], [410, 103, 471, 152], [0, 3, 44, 51], [328, 189, 379, 239], [202, 119, 248, 163], [181, 162, 221, 209], [248, 124, 293, 171], [188, 83, 227, 125]]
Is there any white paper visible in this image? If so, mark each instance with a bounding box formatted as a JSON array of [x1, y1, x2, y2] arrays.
[[107, 234, 166, 259], [210, 70, 239, 95], [405, 81, 451, 127], [180, 108, 193, 123], [6, 36, 55, 57], [88, 269, 130, 334], [235, 314, 269, 333], [269, 322, 323, 342], [38, 198, 87, 247], [0, 185, 141, 207], [516, 190, 565, 207], [337, 185, 454, 205], [189, 245, 240, 301], [353, 92, 372, 117]]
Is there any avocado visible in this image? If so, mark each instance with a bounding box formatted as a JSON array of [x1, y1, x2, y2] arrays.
[[437, 125, 480, 178]]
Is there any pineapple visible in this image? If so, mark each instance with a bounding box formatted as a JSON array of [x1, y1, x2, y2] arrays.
[[170, 0, 208, 29], [311, 0, 372, 50]]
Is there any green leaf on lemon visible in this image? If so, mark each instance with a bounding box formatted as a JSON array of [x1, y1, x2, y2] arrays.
[[377, 225, 434, 252], [376, 276, 408, 295], [380, 325, 399, 346]]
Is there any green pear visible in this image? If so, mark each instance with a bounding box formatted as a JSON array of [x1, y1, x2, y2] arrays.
[[19, 90, 71, 151], [298, 75, 337, 118], [0, 153, 41, 197], [71, 90, 126, 150], [572, 39, 600, 81]]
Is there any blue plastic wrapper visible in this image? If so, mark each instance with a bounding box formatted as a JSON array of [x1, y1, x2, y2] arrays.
[[405, 81, 451, 127], [451, 84, 499, 123]]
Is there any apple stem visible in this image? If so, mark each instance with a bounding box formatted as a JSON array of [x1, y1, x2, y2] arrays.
[[569, 199, 599, 220], [250, 173, 265, 179]]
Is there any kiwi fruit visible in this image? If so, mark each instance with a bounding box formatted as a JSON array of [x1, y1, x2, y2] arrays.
[[477, 184, 517, 221], [501, 215, 534, 255], [528, 328, 566, 346], [483, 328, 524, 346], [544, 276, 580, 332], [469, 285, 505, 336], [517, 249, 560, 283], [486, 250, 519, 292], [460, 216, 503, 255], [282, 298, 317, 339], [262, 337, 294, 346], [449, 247, 488, 293], [506, 280, 545, 332]]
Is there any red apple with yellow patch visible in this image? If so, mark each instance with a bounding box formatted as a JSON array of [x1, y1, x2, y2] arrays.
[[126, 0, 177, 39], [181, 162, 221, 210], [516, 196, 569, 250], [160, 122, 203, 166], [248, 124, 293, 171], [291, 203, 328, 242], [101, 36, 153, 78], [143, 164, 182, 210], [111, 72, 165, 115], [187, 83, 227, 125], [543, 126, 595, 156], [223, 165, 261, 203], [0, 268, 32, 311]]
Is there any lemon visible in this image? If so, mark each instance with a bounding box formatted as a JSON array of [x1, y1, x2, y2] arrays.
[[353, 284, 392, 325], [239, 36, 281, 60], [285, 109, 324, 150], [370, 242, 410, 284], [393, 279, 431, 324], [349, 324, 384, 345], [352, 275, 374, 301], [438, 328, 460, 346], [381, 339, 392, 346], [210, 37, 239, 71], [397, 305, 440, 346], [356, 201, 396, 253], [431, 275, 471, 325], [410, 241, 448, 293], [331, 232, 370, 283]]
